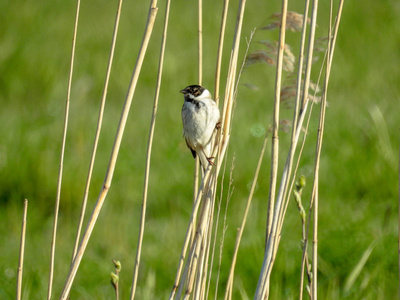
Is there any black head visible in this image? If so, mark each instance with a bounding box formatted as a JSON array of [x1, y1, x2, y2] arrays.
[[180, 85, 205, 97]]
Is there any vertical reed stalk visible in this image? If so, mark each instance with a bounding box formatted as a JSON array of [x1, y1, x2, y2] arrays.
[[170, 0, 246, 296], [255, 2, 288, 298], [72, 0, 124, 261], [48, 1, 81, 299], [192, 0, 204, 251], [58, 2, 158, 299], [214, 0, 230, 104], [298, 2, 344, 299], [265, 0, 288, 245], [16, 199, 28, 300], [219, 0, 246, 148], [198, 0, 203, 85], [301, 0, 319, 112], [129, 0, 170, 298], [169, 168, 215, 300], [256, 0, 326, 296], [311, 1, 344, 297], [309, 3, 332, 297], [224, 135, 268, 300], [293, 3, 310, 298]]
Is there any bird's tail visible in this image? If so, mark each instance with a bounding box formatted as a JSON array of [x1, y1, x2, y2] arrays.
[[198, 142, 214, 173], [198, 150, 211, 173]]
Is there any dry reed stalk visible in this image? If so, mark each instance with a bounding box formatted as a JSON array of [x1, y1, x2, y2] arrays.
[[207, 156, 232, 299], [274, 1, 343, 298], [309, 2, 328, 297], [170, 0, 246, 298], [301, 0, 319, 112], [268, 0, 319, 284], [214, 0, 230, 104], [191, 0, 204, 253], [58, 2, 159, 299], [205, 186, 219, 297], [310, 1, 344, 297], [178, 191, 210, 299], [295, 99, 315, 300], [264, 0, 288, 249], [255, 1, 288, 298], [255, 0, 329, 296], [270, 1, 324, 298], [204, 28, 254, 299], [203, 25, 254, 300], [72, 0, 124, 261], [281, 19, 332, 298], [219, 0, 246, 151], [224, 135, 268, 300], [186, 186, 214, 299], [47, 1, 81, 299], [129, 0, 171, 298], [205, 0, 247, 292], [290, 2, 311, 298], [199, 176, 219, 300], [16, 199, 28, 300], [169, 0, 245, 299], [187, 0, 204, 285], [169, 167, 215, 300], [197, 179, 218, 300], [198, 0, 203, 85], [192, 159, 200, 248], [187, 173, 217, 299], [188, 1, 204, 252], [327, 1, 345, 72]]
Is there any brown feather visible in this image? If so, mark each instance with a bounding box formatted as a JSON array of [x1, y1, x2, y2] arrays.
[[185, 138, 196, 158]]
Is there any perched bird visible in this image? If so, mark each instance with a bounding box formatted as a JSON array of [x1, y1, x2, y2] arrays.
[[180, 85, 220, 170]]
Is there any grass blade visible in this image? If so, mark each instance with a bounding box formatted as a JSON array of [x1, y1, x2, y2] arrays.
[[344, 241, 376, 294]]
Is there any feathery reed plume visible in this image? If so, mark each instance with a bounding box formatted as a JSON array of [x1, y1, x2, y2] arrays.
[[262, 11, 310, 32], [246, 41, 295, 72]]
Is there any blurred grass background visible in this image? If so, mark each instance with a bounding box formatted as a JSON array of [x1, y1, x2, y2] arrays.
[[0, 0, 399, 299]]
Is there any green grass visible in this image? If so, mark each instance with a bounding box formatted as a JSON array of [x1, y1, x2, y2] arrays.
[[1, 0, 399, 299]]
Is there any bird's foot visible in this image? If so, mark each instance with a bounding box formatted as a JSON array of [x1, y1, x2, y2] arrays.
[[207, 156, 216, 166]]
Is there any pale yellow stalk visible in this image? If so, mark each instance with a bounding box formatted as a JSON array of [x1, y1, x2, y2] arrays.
[[58, 2, 158, 299]]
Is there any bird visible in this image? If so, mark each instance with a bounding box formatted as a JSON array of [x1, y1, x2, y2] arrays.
[[180, 85, 221, 171]]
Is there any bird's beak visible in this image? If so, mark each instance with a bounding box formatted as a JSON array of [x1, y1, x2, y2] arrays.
[[180, 89, 186, 94]]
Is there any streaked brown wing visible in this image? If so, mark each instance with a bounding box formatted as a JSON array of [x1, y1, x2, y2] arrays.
[[185, 138, 196, 159]]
